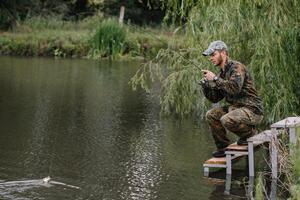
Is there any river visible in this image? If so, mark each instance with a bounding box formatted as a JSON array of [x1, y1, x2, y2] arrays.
[[0, 56, 262, 200]]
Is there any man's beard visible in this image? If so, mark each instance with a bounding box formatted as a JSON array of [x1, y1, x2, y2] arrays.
[[215, 55, 223, 66]]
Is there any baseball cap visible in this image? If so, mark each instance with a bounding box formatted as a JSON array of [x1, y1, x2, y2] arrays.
[[202, 40, 228, 56]]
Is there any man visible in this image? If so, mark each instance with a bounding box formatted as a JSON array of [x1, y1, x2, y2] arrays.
[[201, 40, 263, 158]]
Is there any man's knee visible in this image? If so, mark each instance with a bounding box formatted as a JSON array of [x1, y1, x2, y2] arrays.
[[220, 114, 237, 129], [206, 108, 222, 122], [205, 109, 214, 121], [205, 107, 226, 122]]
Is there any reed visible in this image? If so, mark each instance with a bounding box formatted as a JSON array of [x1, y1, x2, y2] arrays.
[[290, 128, 300, 199], [254, 173, 265, 200], [89, 19, 126, 58]]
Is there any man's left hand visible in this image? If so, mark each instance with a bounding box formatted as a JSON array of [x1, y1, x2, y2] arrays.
[[201, 70, 216, 81]]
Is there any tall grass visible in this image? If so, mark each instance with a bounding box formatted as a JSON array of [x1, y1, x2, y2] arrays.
[[290, 128, 300, 199], [131, 0, 300, 123], [89, 19, 126, 58], [20, 14, 104, 31], [290, 149, 300, 199], [0, 16, 174, 59]]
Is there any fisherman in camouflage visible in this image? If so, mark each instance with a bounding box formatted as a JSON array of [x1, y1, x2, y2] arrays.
[[201, 40, 263, 158]]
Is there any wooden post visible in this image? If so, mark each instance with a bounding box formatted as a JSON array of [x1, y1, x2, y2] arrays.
[[247, 176, 255, 198], [224, 174, 231, 195], [270, 178, 277, 199], [119, 6, 125, 24], [270, 128, 278, 179], [289, 127, 296, 145], [204, 167, 209, 177], [226, 154, 232, 175], [248, 141, 254, 177]]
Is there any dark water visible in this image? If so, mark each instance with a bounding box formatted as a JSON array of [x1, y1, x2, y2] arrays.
[[0, 56, 255, 200]]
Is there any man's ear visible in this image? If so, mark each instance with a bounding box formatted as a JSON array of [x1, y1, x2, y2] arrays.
[[220, 50, 227, 57]]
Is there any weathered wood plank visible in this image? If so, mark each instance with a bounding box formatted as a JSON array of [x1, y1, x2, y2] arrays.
[[226, 140, 265, 151], [226, 143, 248, 151], [204, 154, 243, 165], [271, 117, 300, 128], [204, 157, 226, 165], [247, 130, 274, 142]]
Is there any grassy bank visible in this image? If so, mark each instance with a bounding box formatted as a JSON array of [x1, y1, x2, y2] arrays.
[[255, 128, 300, 199], [291, 148, 300, 199], [0, 16, 184, 59], [288, 128, 300, 199]]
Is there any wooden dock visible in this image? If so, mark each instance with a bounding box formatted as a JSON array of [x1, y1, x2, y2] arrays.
[[203, 117, 300, 178], [203, 139, 266, 176]]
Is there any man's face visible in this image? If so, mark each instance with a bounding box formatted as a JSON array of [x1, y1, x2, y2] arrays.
[[209, 50, 223, 66]]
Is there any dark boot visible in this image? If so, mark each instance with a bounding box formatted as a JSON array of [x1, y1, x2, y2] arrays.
[[212, 149, 226, 158], [237, 138, 248, 145], [237, 128, 257, 145]]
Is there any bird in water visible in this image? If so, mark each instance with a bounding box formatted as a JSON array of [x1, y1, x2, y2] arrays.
[[42, 176, 51, 183]]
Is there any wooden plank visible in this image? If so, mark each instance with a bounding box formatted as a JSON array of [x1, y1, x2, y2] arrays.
[[226, 140, 265, 151], [271, 117, 300, 128], [204, 154, 243, 165], [204, 177, 226, 185], [226, 143, 248, 151], [203, 164, 226, 168], [247, 130, 273, 142], [204, 157, 226, 165]]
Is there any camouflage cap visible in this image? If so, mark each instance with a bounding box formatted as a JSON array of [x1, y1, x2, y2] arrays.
[[202, 40, 228, 56]]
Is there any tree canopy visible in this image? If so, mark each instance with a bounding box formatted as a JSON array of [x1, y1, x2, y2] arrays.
[[131, 0, 300, 123], [0, 0, 165, 30]]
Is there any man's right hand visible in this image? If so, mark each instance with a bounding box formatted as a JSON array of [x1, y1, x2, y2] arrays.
[[201, 70, 216, 81]]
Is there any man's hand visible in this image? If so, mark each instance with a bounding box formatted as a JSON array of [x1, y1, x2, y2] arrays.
[[201, 70, 216, 81]]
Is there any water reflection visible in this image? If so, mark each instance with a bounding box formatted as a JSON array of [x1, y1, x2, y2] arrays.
[[121, 122, 162, 200], [0, 56, 270, 200], [205, 173, 278, 200]]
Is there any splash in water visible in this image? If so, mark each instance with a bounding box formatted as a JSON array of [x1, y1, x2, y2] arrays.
[[42, 176, 51, 184]]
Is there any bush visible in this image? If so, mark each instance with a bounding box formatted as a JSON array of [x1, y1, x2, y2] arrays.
[[90, 19, 126, 58]]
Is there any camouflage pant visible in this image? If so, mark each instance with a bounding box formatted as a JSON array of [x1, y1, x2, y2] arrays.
[[206, 106, 263, 150]]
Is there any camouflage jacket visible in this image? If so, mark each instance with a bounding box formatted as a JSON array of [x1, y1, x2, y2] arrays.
[[201, 60, 263, 115]]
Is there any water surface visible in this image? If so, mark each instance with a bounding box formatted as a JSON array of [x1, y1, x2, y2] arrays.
[[0, 56, 253, 199]]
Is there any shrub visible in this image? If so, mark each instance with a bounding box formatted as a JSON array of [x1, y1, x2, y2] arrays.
[[90, 19, 126, 58]]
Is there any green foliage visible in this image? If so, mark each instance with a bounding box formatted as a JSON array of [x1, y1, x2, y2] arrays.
[[0, 29, 90, 57], [131, 0, 300, 122], [22, 14, 104, 31], [255, 173, 265, 200], [124, 25, 170, 58], [0, 16, 177, 59], [161, 0, 197, 23], [290, 149, 300, 200], [23, 15, 74, 30], [289, 128, 300, 199], [0, 0, 166, 31], [131, 48, 209, 117], [102, 0, 164, 25], [0, 8, 11, 29], [90, 19, 126, 58]]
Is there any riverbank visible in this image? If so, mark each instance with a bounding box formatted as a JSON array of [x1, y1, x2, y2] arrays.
[[0, 16, 185, 60]]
